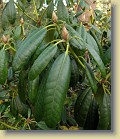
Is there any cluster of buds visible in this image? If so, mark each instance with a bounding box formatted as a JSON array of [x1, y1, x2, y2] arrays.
[[62, 26, 69, 41], [52, 11, 69, 41], [52, 11, 58, 23]]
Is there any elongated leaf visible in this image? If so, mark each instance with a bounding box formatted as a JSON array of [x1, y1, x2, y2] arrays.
[[84, 97, 99, 130], [76, 24, 87, 41], [47, 2, 54, 19], [1, 8, 9, 30], [13, 27, 47, 71], [32, 41, 47, 61], [86, 44, 106, 78], [18, 70, 28, 104], [86, 33, 100, 55], [97, 93, 111, 130], [0, 49, 8, 85], [18, 0, 25, 12], [103, 46, 111, 65], [14, 28, 42, 55], [28, 76, 39, 105], [44, 27, 55, 43], [90, 29, 103, 58], [88, 24, 102, 34], [6, 0, 16, 24], [28, 44, 57, 80], [10, 95, 28, 117], [44, 53, 71, 128], [85, 62, 97, 94], [70, 59, 79, 87], [94, 84, 104, 106], [74, 87, 92, 127], [57, 0, 69, 23], [34, 67, 51, 122], [14, 26, 22, 40]]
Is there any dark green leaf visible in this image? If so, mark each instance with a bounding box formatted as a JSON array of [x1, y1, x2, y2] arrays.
[[6, 0, 16, 24], [85, 62, 97, 94], [97, 93, 111, 130], [103, 46, 111, 65], [44, 53, 71, 128], [0, 49, 8, 85], [86, 33, 100, 55], [28, 44, 57, 80], [57, 0, 69, 23], [84, 97, 99, 130], [86, 44, 106, 78], [33, 66, 51, 122], [47, 1, 54, 19], [13, 27, 47, 71], [74, 87, 93, 127], [28, 76, 39, 105]]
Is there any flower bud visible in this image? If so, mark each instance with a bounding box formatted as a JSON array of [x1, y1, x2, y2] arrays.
[[20, 17, 24, 24], [2, 35, 8, 44], [62, 26, 69, 41], [52, 11, 58, 23]]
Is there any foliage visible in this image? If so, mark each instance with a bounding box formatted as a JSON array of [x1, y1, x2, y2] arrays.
[[0, 0, 111, 130]]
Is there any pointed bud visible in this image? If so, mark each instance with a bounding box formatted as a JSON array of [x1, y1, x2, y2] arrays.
[[62, 26, 69, 41], [20, 17, 24, 24], [2, 35, 8, 44], [52, 11, 58, 23]]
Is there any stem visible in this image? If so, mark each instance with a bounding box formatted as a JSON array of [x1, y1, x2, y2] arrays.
[[47, 28, 55, 32], [57, 20, 65, 24], [39, 8, 47, 22], [21, 25, 25, 36], [32, 0, 38, 20], [66, 41, 69, 54], [15, 3, 37, 23], [106, 72, 111, 80], [25, 22, 37, 29], [31, 120, 37, 124], [5, 44, 16, 52], [102, 83, 107, 94], [54, 40, 65, 46], [0, 121, 19, 130], [27, 124, 31, 130], [10, 47, 16, 52], [105, 87, 111, 95], [3, 44, 6, 49], [106, 80, 111, 85], [44, 24, 56, 29], [103, 83, 110, 94], [69, 47, 85, 69], [46, 39, 61, 46], [79, 56, 100, 83]]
